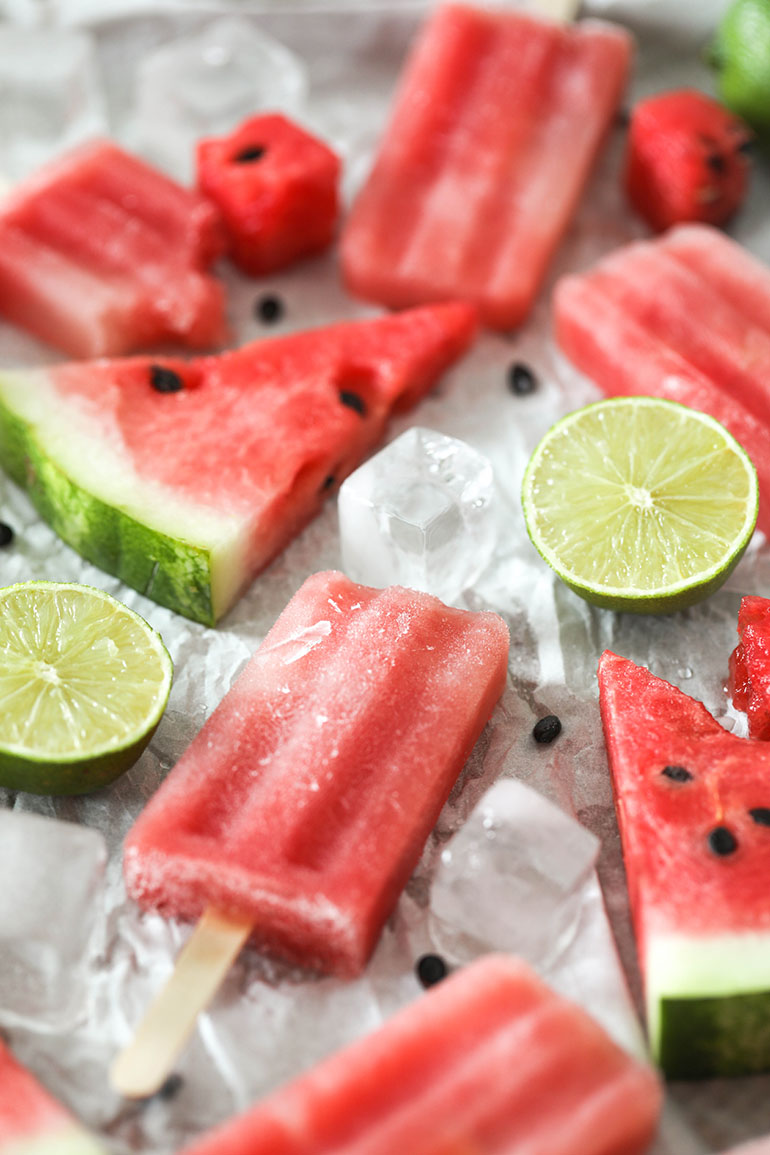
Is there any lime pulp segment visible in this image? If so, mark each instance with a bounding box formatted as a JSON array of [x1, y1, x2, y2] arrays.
[[521, 397, 759, 612], [0, 582, 172, 767]]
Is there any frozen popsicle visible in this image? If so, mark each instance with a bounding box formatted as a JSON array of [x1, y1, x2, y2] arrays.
[[0, 1037, 106, 1154], [179, 954, 662, 1155], [554, 224, 770, 535], [115, 570, 509, 1095], [0, 139, 227, 358], [341, 2, 632, 330]]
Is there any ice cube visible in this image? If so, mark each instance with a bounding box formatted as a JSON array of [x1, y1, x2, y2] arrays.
[[429, 778, 599, 970], [0, 810, 107, 1032], [338, 427, 497, 604], [129, 19, 309, 183], [0, 27, 108, 181]]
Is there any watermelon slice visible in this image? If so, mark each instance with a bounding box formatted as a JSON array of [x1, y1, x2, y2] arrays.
[[0, 301, 477, 625], [197, 113, 340, 276], [599, 649, 770, 1078], [0, 140, 227, 358], [729, 596, 770, 740]]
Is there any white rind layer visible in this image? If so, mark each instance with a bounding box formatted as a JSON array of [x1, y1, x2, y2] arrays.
[[646, 930, 770, 1057]]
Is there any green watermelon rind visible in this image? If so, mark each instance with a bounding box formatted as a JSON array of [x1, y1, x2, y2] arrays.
[[0, 392, 218, 626], [647, 932, 770, 1077]]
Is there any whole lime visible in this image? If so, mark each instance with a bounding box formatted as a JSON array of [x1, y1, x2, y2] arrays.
[[710, 0, 770, 143]]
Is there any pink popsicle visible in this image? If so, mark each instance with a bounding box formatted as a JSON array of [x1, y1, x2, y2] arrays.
[[123, 571, 509, 976], [341, 3, 631, 330], [0, 140, 226, 358], [553, 227, 770, 535], [179, 955, 662, 1155], [0, 1039, 105, 1154]]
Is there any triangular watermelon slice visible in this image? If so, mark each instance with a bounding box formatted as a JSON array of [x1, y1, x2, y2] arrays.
[[0, 301, 476, 625], [598, 649, 770, 1078]]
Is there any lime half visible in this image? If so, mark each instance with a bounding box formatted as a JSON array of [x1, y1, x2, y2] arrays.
[[0, 582, 173, 794], [521, 397, 759, 614]]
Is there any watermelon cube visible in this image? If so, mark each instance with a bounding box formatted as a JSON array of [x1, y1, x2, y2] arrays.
[[196, 113, 340, 276], [0, 140, 227, 359], [625, 89, 753, 232], [0, 301, 476, 625], [599, 648, 770, 1078]]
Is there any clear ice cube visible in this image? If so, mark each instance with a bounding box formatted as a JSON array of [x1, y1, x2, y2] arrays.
[[0, 27, 108, 181], [0, 810, 107, 1032], [338, 427, 497, 604], [429, 778, 599, 970], [129, 18, 309, 182]]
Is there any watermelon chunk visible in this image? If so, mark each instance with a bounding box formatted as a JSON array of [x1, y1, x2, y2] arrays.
[[599, 649, 770, 1078], [729, 596, 770, 740], [0, 140, 227, 358], [197, 114, 340, 276], [624, 89, 753, 231], [0, 301, 477, 625], [179, 955, 661, 1155]]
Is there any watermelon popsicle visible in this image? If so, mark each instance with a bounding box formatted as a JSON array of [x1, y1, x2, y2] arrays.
[[0, 1037, 106, 1154], [341, 2, 632, 330], [114, 570, 509, 1096], [179, 955, 662, 1155], [0, 139, 226, 358], [554, 224, 770, 534]]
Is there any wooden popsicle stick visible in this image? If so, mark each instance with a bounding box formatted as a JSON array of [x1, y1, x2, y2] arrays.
[[110, 906, 253, 1099], [537, 0, 581, 21]]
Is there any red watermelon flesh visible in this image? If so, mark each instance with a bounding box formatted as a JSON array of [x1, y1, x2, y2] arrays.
[[179, 955, 661, 1155], [0, 301, 477, 624], [598, 649, 770, 1077], [624, 89, 752, 232], [729, 596, 770, 740], [197, 113, 340, 276], [0, 140, 227, 358], [340, 4, 631, 330], [554, 271, 770, 535]]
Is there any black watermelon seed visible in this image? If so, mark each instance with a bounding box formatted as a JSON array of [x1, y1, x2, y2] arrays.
[[706, 153, 727, 174], [339, 390, 367, 417], [0, 522, 14, 547], [662, 765, 693, 783], [156, 1073, 184, 1101], [321, 475, 336, 492], [708, 826, 738, 856], [416, 954, 448, 988], [255, 294, 284, 324], [150, 365, 184, 394], [749, 808, 770, 827], [234, 144, 266, 164], [533, 714, 561, 744], [507, 361, 537, 396]]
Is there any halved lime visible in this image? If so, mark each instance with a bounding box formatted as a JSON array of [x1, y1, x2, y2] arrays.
[[0, 582, 173, 794], [521, 397, 759, 614]]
